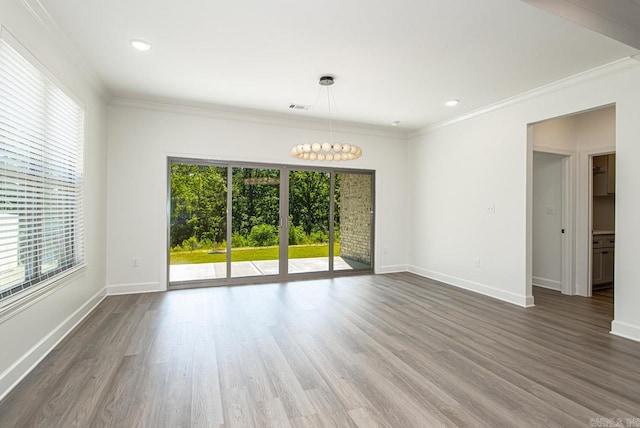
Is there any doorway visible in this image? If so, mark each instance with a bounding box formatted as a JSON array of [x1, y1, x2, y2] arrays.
[[527, 104, 615, 317], [167, 158, 374, 287]]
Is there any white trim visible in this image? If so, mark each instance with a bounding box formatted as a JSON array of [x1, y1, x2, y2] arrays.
[[0, 264, 87, 324], [526, 126, 534, 302], [408, 265, 534, 307], [409, 57, 639, 138], [561, 155, 573, 295], [533, 145, 575, 156], [587, 154, 594, 296], [376, 264, 408, 274], [0, 286, 106, 401], [611, 321, 640, 343], [532, 276, 562, 291], [106, 282, 163, 296], [110, 97, 409, 140]]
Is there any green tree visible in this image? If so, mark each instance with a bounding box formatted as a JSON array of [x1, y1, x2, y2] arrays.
[[170, 164, 227, 247], [289, 171, 331, 235], [231, 167, 280, 237], [170, 165, 344, 251]]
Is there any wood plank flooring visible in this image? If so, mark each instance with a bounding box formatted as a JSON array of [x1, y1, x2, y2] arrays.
[[1, 273, 639, 427]]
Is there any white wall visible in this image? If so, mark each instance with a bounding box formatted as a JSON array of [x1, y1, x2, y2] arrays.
[[106, 100, 409, 294], [408, 105, 531, 306], [0, 0, 108, 398], [408, 58, 640, 342], [532, 152, 564, 290]]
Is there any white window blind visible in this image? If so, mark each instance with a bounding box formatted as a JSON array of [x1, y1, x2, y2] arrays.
[[0, 36, 84, 305]]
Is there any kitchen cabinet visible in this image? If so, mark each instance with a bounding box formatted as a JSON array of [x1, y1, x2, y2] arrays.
[[592, 233, 614, 288], [593, 154, 615, 196]]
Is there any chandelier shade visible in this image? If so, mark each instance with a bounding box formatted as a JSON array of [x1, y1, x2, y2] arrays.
[[290, 142, 362, 161], [291, 75, 362, 161]]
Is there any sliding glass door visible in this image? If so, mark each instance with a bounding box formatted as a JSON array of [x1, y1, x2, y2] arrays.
[[168, 159, 373, 287], [334, 172, 373, 271], [168, 163, 228, 283], [230, 167, 281, 278], [287, 170, 331, 274]]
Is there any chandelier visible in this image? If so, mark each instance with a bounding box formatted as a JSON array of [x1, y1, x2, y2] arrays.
[[290, 75, 362, 161]]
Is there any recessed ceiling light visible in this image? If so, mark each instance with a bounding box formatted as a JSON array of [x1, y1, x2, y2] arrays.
[[445, 99, 460, 107], [130, 39, 152, 52], [391, 121, 400, 127]]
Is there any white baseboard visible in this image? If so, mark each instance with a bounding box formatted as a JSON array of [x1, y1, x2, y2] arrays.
[[611, 320, 640, 343], [532, 276, 562, 291], [376, 264, 408, 274], [106, 281, 164, 296], [0, 287, 107, 401], [408, 265, 534, 307]]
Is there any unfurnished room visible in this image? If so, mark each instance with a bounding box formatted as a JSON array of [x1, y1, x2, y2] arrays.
[[1, 0, 640, 427]]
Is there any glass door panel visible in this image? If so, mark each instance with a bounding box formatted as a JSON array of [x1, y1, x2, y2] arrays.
[[231, 167, 280, 278], [287, 170, 331, 274], [334, 172, 372, 271], [169, 163, 228, 282]]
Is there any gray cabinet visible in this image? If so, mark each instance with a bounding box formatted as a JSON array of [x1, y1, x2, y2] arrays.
[[592, 234, 614, 288]]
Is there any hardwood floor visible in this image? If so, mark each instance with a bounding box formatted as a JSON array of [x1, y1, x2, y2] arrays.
[[1, 273, 638, 427]]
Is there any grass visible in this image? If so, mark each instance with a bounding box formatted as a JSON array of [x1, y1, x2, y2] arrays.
[[170, 243, 340, 265]]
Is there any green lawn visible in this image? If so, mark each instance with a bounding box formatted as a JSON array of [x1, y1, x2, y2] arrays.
[[170, 243, 340, 265]]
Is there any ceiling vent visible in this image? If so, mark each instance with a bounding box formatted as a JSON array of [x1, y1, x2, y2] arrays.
[[289, 104, 312, 111]]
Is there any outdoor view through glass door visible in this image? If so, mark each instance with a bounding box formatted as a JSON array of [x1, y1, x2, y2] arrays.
[[288, 170, 331, 274], [231, 167, 281, 278], [168, 159, 373, 286], [169, 163, 228, 283]]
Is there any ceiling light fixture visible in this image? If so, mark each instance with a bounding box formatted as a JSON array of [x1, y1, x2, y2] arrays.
[[445, 99, 460, 107], [130, 39, 152, 52], [290, 75, 362, 162], [391, 120, 401, 127]]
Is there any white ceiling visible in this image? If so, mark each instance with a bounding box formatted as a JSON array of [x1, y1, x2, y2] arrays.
[[38, 0, 638, 130]]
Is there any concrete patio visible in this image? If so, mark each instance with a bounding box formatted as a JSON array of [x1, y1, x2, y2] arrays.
[[170, 256, 370, 282]]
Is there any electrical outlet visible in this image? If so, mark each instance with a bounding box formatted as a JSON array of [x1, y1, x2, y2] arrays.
[[487, 204, 495, 214]]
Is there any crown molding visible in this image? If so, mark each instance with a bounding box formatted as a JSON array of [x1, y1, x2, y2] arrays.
[[17, 0, 109, 100], [409, 57, 640, 139], [109, 95, 411, 140]]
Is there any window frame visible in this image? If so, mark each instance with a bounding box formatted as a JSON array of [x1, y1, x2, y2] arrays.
[[0, 28, 87, 315]]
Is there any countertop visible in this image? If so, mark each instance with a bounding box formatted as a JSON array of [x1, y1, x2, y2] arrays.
[[593, 230, 615, 235]]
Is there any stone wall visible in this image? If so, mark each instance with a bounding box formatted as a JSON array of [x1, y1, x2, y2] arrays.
[[339, 173, 372, 265]]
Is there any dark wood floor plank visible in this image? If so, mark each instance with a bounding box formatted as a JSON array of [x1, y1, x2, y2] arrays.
[[1, 273, 639, 427]]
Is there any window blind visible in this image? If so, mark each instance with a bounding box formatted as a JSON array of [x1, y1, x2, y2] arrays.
[[0, 36, 84, 304]]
